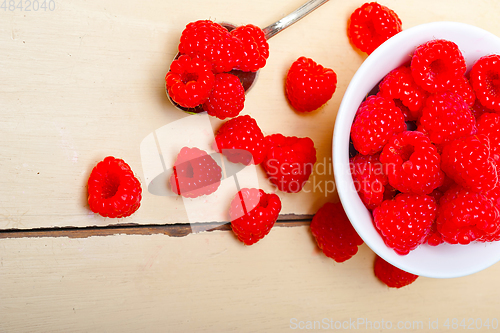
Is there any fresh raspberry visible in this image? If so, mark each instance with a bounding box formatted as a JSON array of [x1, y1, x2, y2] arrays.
[[449, 76, 475, 107], [469, 54, 500, 113], [285, 56, 337, 113], [178, 20, 243, 73], [347, 2, 402, 55], [230, 24, 269, 72], [410, 39, 466, 93], [213, 115, 267, 165], [378, 65, 428, 121], [262, 134, 317, 193], [441, 134, 497, 193], [477, 112, 500, 167], [229, 188, 282, 245], [203, 73, 245, 119], [470, 98, 495, 120], [426, 221, 444, 246], [310, 202, 364, 263], [350, 95, 406, 155], [169, 147, 222, 198], [373, 193, 437, 255], [436, 185, 500, 245], [374, 256, 418, 288], [88, 156, 142, 218], [417, 92, 476, 149], [380, 131, 444, 194], [350, 153, 388, 210], [165, 55, 215, 109]]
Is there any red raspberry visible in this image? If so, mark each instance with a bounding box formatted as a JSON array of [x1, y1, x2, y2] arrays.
[[213, 115, 267, 165], [426, 221, 444, 246], [88, 156, 142, 218], [378, 65, 428, 121], [203, 73, 245, 120], [483, 179, 500, 242], [469, 54, 500, 113], [165, 55, 215, 109], [350, 95, 406, 155], [373, 193, 437, 255], [285, 56, 337, 113], [374, 256, 418, 288], [436, 185, 500, 245], [350, 153, 388, 210], [229, 188, 282, 245], [380, 131, 444, 194], [178, 20, 243, 73], [230, 24, 269, 72], [347, 2, 402, 55], [449, 76, 475, 107], [169, 147, 222, 198], [470, 98, 495, 120], [477, 112, 500, 167], [417, 92, 476, 149], [411, 39, 466, 93], [262, 134, 317, 193], [441, 134, 497, 193], [310, 202, 364, 263]]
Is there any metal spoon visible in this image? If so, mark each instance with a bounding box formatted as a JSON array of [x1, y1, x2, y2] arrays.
[[166, 0, 330, 114]]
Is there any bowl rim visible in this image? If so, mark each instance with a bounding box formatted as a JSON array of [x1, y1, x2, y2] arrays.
[[332, 21, 500, 279]]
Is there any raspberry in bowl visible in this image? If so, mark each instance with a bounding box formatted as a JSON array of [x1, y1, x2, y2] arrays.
[[333, 22, 500, 278]]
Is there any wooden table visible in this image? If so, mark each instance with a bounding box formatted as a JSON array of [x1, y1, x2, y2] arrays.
[[1, 0, 499, 331]]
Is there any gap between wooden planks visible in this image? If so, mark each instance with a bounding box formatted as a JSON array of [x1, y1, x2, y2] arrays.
[[0, 214, 311, 239]]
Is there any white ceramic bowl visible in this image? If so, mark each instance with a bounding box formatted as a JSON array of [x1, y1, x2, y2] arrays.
[[333, 21, 500, 279]]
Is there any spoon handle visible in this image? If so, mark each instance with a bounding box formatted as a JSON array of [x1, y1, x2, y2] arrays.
[[262, 0, 329, 40]]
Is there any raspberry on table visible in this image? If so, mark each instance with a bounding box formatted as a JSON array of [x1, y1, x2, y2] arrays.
[[169, 147, 222, 198], [374, 256, 418, 288], [230, 24, 269, 72], [410, 39, 466, 93], [310, 202, 364, 263], [350, 153, 388, 210], [165, 55, 215, 109], [378, 65, 428, 121], [262, 134, 317, 193], [87, 156, 142, 218], [213, 115, 268, 165], [373, 193, 437, 255], [350, 95, 406, 155], [178, 20, 243, 73], [229, 188, 282, 245], [347, 2, 402, 55], [203, 73, 245, 120], [380, 131, 444, 194], [417, 92, 476, 149], [477, 112, 500, 168], [441, 134, 498, 194], [469, 54, 500, 113], [285, 56, 337, 113], [436, 185, 500, 245]]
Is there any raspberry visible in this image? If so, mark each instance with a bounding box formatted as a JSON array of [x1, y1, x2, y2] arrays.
[[350, 95, 406, 155], [449, 76, 475, 107], [378, 65, 428, 121], [426, 221, 444, 246], [230, 24, 269, 72], [87, 156, 142, 218], [169, 147, 222, 198], [285, 56, 337, 113], [477, 112, 500, 167], [380, 131, 444, 194], [203, 73, 245, 119], [213, 115, 267, 165], [469, 54, 500, 113], [373, 193, 437, 255], [411, 39, 466, 93], [350, 153, 388, 210], [441, 134, 498, 193], [165, 55, 215, 109], [262, 134, 317, 193], [229, 188, 282, 245], [483, 179, 500, 242], [436, 185, 500, 245], [310, 202, 364, 263], [470, 98, 495, 120], [347, 2, 402, 55], [417, 92, 476, 149], [374, 256, 418, 288], [178, 20, 243, 73]]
